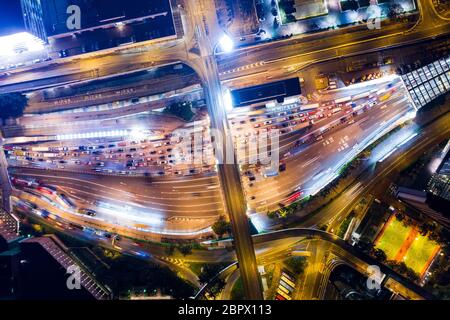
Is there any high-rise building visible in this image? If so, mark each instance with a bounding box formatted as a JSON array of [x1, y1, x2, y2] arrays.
[[428, 140, 450, 201], [20, 0, 177, 56]]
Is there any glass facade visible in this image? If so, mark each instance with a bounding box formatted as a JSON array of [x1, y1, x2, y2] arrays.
[[402, 55, 450, 109], [20, 0, 175, 42]]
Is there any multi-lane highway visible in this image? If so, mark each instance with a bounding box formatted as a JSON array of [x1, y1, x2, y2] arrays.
[[1, 0, 448, 94], [228, 76, 414, 217], [183, 0, 265, 299], [0, 0, 449, 301]]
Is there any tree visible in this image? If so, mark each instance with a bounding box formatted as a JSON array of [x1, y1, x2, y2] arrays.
[[212, 215, 231, 238], [178, 244, 193, 256], [273, 17, 280, 29], [163, 101, 195, 121], [198, 264, 223, 284], [372, 248, 387, 262], [419, 222, 436, 236], [0, 92, 28, 121], [285, 256, 308, 275], [164, 244, 176, 256], [395, 212, 405, 222], [208, 278, 226, 298], [387, 4, 405, 20]]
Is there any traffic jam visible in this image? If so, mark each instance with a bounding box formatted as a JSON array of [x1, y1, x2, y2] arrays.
[[227, 81, 399, 208], [4, 125, 217, 178]]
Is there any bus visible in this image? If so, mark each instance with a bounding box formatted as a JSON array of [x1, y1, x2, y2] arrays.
[[281, 275, 296, 288], [37, 186, 56, 196], [263, 166, 279, 178], [379, 92, 392, 102], [300, 103, 319, 111], [335, 96, 352, 105], [280, 279, 295, 292], [281, 191, 303, 207], [282, 271, 295, 282], [280, 190, 303, 207], [11, 177, 35, 187], [278, 284, 290, 295], [276, 289, 292, 300], [42, 153, 59, 158], [352, 92, 370, 101], [31, 147, 51, 152], [57, 194, 74, 208], [69, 223, 83, 231]]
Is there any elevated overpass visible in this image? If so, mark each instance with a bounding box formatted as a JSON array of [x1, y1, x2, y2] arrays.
[[197, 228, 434, 300]]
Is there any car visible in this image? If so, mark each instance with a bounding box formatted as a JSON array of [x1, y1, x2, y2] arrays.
[[79, 209, 96, 216]]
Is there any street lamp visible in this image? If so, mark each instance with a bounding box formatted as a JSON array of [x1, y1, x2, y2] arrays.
[[218, 34, 234, 53], [223, 88, 233, 112]]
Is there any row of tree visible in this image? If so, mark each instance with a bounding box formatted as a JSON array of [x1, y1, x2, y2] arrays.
[[0, 92, 28, 121]]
